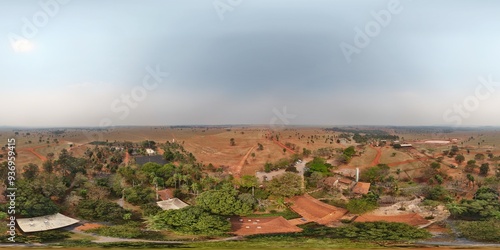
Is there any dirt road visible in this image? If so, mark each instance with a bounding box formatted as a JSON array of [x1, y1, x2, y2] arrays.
[[19, 145, 47, 162], [234, 146, 255, 177]]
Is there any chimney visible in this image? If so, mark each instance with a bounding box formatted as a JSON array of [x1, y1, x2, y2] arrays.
[[356, 168, 359, 182]]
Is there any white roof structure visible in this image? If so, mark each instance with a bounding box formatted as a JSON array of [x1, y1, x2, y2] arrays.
[[17, 213, 79, 233], [157, 198, 189, 210], [424, 140, 450, 144]]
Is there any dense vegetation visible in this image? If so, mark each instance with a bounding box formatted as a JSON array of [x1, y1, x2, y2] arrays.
[[446, 187, 500, 220], [149, 206, 230, 235], [249, 222, 431, 242], [455, 220, 500, 243]]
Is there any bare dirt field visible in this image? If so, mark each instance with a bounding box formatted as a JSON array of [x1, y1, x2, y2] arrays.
[[1, 126, 498, 186]]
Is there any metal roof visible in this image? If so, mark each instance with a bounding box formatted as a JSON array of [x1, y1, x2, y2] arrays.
[[16, 213, 79, 233]]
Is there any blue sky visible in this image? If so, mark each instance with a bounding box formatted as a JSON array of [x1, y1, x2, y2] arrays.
[[1, 0, 500, 127]]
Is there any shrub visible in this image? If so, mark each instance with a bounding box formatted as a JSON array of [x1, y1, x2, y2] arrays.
[[346, 198, 377, 214], [456, 220, 500, 243]]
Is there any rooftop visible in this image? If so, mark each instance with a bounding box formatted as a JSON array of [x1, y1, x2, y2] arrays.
[[17, 213, 79, 233], [352, 182, 371, 195], [157, 198, 189, 210]]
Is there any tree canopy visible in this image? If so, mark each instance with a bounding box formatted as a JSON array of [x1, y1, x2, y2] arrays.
[[266, 172, 303, 197], [149, 206, 230, 235], [196, 183, 254, 216]]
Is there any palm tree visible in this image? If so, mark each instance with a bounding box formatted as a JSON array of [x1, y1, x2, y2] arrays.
[[446, 203, 466, 218], [275, 197, 287, 210], [173, 173, 181, 189], [191, 183, 201, 195]]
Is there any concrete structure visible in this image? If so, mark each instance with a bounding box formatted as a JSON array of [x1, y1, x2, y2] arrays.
[[17, 213, 79, 233], [424, 140, 450, 144], [157, 198, 189, 210], [324, 177, 354, 190]]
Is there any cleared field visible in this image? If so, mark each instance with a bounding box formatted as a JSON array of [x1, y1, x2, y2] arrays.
[[349, 146, 377, 169], [379, 147, 414, 165], [1, 126, 498, 183]]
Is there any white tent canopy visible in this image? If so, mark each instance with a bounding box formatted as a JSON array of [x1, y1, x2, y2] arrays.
[[156, 198, 189, 210], [16, 213, 79, 233]]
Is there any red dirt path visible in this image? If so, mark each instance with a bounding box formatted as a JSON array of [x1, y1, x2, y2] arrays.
[[124, 152, 130, 165], [371, 146, 382, 166], [233, 146, 255, 178], [19, 145, 47, 162], [273, 139, 296, 154]]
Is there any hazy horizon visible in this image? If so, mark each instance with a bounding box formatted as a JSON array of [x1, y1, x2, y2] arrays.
[[2, 0, 500, 127]]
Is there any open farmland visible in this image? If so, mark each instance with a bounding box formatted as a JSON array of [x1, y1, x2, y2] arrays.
[[1, 126, 499, 182]]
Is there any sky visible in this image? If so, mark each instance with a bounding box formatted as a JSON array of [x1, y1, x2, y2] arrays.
[[1, 0, 500, 127]]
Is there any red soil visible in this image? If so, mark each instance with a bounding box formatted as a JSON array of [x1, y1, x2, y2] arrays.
[[288, 194, 348, 225], [354, 213, 429, 227], [233, 146, 255, 178], [19, 145, 47, 162], [76, 223, 104, 231], [231, 217, 302, 236], [371, 146, 382, 166], [272, 139, 297, 154]]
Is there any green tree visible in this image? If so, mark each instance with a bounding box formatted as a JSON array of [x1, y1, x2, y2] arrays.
[[479, 163, 490, 176], [149, 206, 230, 235], [475, 153, 485, 161], [346, 198, 378, 214], [196, 184, 253, 216], [455, 154, 465, 164], [15, 179, 59, 217], [302, 148, 311, 157], [306, 157, 333, 174], [124, 185, 156, 205], [77, 199, 129, 223], [430, 162, 441, 170], [361, 164, 390, 184], [22, 163, 39, 180], [425, 185, 451, 202], [266, 172, 303, 197]]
